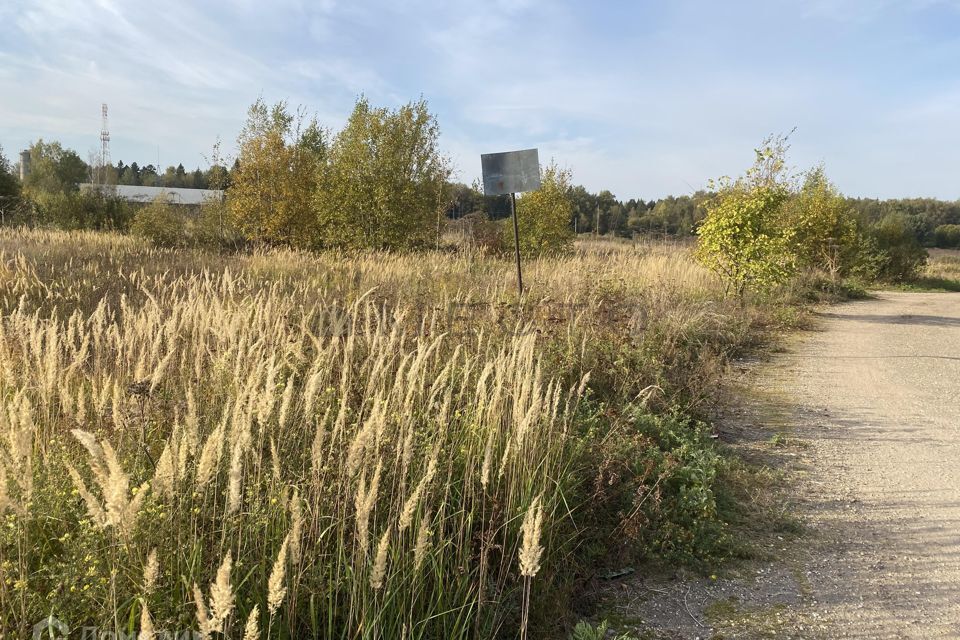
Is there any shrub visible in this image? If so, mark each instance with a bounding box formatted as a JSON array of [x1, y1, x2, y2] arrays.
[[193, 198, 246, 250], [695, 135, 795, 297], [507, 163, 575, 257], [454, 211, 505, 253], [869, 214, 928, 281], [933, 224, 960, 248], [781, 167, 859, 278], [132, 195, 244, 249], [131, 196, 188, 247], [25, 189, 134, 230], [627, 409, 730, 564]]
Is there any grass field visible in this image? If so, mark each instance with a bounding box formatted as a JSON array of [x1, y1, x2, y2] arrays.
[[883, 249, 960, 292], [921, 249, 960, 290], [0, 229, 812, 638]]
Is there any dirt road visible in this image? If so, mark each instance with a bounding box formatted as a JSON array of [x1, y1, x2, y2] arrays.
[[774, 291, 960, 637], [596, 291, 960, 638]]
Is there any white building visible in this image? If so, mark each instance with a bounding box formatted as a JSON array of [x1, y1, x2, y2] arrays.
[[79, 184, 224, 206]]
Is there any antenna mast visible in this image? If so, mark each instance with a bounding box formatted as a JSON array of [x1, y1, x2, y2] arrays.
[[99, 103, 111, 185]]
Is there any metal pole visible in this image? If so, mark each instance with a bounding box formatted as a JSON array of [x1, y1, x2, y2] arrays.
[[511, 192, 523, 295]]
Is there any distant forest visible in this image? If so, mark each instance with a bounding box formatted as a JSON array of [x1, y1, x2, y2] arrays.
[[446, 183, 960, 248], [106, 159, 230, 190]]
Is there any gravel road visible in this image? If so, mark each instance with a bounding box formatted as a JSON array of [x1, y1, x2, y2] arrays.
[[775, 291, 960, 637], [597, 291, 960, 639]]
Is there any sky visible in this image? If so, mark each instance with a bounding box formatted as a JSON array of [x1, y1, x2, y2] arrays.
[[1, 0, 959, 201]]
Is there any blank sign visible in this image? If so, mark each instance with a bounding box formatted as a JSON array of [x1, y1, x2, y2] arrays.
[[481, 148, 541, 195]]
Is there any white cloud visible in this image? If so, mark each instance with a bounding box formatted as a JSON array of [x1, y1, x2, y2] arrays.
[[1, 0, 958, 199]]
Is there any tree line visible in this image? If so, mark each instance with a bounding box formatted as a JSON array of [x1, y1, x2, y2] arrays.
[[111, 160, 228, 190], [2, 107, 959, 255], [445, 182, 709, 239]]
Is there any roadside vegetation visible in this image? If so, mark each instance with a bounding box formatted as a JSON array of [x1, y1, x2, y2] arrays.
[[0, 96, 955, 639], [896, 249, 960, 292], [0, 229, 806, 638]]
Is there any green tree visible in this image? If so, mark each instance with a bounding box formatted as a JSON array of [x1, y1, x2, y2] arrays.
[[846, 197, 960, 246], [869, 214, 927, 281], [21, 139, 88, 195], [191, 168, 207, 189], [506, 163, 575, 256], [567, 184, 597, 233], [160, 166, 177, 187], [445, 183, 486, 219], [175, 163, 187, 187], [0, 145, 22, 223], [695, 134, 795, 297], [933, 224, 960, 248], [595, 190, 618, 235], [140, 164, 159, 187], [228, 99, 326, 246], [315, 96, 450, 250], [119, 161, 142, 186]]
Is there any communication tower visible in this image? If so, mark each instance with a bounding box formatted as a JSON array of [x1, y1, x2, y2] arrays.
[[99, 103, 111, 184]]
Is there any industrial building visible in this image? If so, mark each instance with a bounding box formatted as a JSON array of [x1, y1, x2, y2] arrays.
[[79, 183, 224, 206]]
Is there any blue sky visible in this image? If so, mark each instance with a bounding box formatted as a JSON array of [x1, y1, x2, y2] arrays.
[[1, 0, 959, 200]]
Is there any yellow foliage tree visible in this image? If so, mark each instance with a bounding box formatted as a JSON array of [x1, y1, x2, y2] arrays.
[[781, 166, 859, 279], [695, 136, 796, 297], [507, 163, 575, 256], [228, 100, 325, 246]]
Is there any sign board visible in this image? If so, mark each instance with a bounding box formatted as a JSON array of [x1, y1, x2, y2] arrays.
[[481, 148, 541, 196]]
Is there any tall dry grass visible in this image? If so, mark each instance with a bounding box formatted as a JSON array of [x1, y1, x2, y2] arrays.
[[0, 228, 767, 638], [924, 248, 960, 284]]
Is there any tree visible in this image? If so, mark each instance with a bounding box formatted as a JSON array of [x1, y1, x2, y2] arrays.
[[175, 163, 187, 187], [507, 163, 575, 256], [228, 99, 325, 246], [141, 164, 158, 187], [0, 146, 22, 224], [869, 214, 927, 281], [934, 224, 960, 248], [161, 166, 178, 187], [119, 161, 141, 186], [21, 139, 88, 195], [781, 167, 859, 279], [695, 134, 795, 297], [314, 96, 450, 250], [846, 197, 960, 246], [567, 185, 597, 233], [192, 168, 207, 190], [595, 190, 618, 235], [445, 183, 485, 219]]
